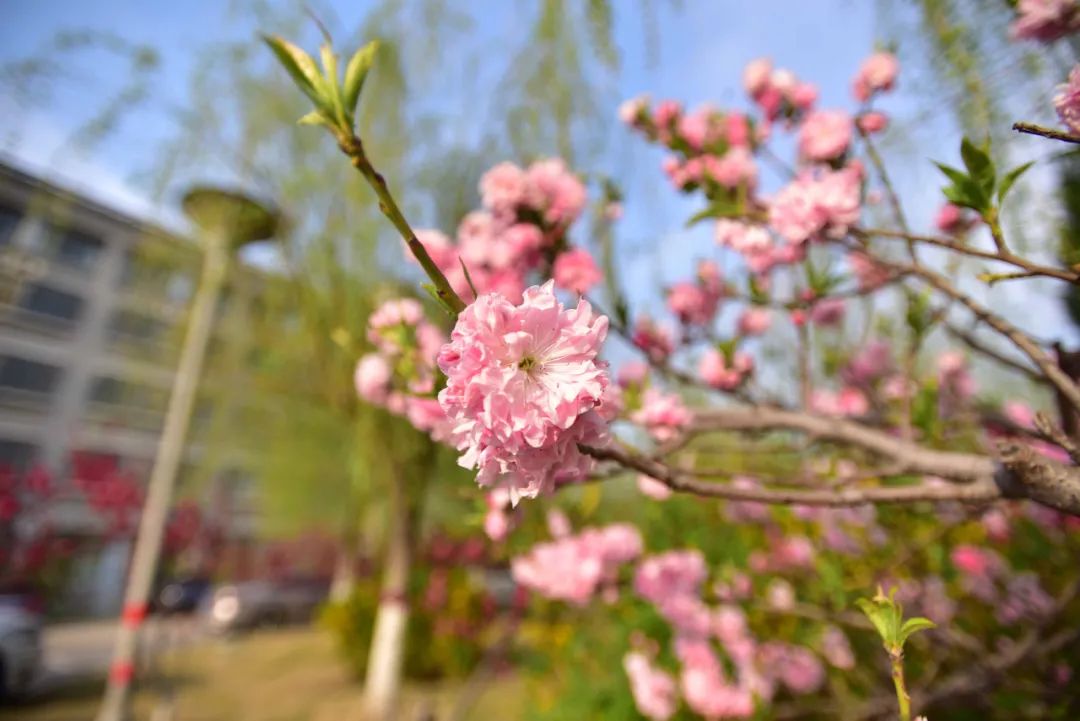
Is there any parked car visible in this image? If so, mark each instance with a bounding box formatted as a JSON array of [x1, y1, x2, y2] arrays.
[[155, 575, 212, 615], [0, 606, 41, 700], [202, 577, 329, 634]]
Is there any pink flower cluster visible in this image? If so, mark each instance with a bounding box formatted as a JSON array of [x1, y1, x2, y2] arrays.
[[355, 298, 451, 441], [768, 166, 862, 244], [699, 348, 754, 391], [1011, 0, 1080, 43], [411, 159, 593, 305], [666, 261, 726, 327], [623, 652, 678, 721], [798, 109, 853, 162], [743, 58, 819, 123], [511, 522, 643, 604], [851, 51, 899, 102], [810, 387, 870, 417], [632, 389, 693, 442], [632, 316, 676, 362], [1055, 65, 1080, 134], [437, 281, 610, 503]]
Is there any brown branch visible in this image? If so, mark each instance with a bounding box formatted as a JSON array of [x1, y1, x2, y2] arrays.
[[1012, 121, 1080, 145], [943, 321, 1049, 387], [691, 406, 996, 481], [858, 226, 1080, 285], [862, 251, 1080, 413], [996, 441, 1080, 515], [1032, 412, 1080, 464], [579, 443, 1002, 507]]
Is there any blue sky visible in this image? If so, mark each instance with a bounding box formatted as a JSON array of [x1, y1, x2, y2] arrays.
[[1, 1, 1073, 368]]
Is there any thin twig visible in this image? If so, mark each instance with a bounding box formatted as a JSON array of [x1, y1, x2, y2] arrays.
[[1013, 121, 1080, 145]]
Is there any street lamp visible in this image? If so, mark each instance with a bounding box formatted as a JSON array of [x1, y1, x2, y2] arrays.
[[96, 187, 279, 721]]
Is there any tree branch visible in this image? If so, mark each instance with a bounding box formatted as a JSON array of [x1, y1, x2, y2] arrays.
[[1012, 121, 1080, 145], [859, 226, 1080, 285], [691, 406, 996, 481], [579, 442, 1002, 507]]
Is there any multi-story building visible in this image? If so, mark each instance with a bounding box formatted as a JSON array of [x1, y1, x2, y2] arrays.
[[0, 158, 260, 616]]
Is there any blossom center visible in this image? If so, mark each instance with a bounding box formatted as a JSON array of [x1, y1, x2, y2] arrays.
[[518, 355, 539, 372]]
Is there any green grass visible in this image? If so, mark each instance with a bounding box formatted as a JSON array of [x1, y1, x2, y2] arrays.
[[2, 627, 525, 721]]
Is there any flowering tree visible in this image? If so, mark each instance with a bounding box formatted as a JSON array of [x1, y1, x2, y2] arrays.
[[267, 5, 1080, 719]]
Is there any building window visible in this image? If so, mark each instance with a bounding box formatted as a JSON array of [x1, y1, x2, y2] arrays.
[[0, 355, 62, 395], [55, 228, 104, 269], [108, 309, 171, 346], [40, 223, 104, 270], [87, 376, 168, 411], [18, 283, 83, 322], [0, 206, 21, 246]]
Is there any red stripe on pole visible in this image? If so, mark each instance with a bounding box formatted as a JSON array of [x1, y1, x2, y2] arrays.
[[110, 661, 135, 684], [121, 602, 148, 627]]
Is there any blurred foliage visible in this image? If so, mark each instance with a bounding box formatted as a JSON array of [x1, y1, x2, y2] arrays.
[[320, 536, 504, 681]]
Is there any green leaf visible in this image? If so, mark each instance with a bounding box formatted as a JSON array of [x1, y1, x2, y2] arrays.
[[856, 598, 897, 645], [263, 35, 324, 105], [458, 258, 479, 300], [297, 110, 329, 127], [933, 162, 968, 187], [960, 137, 995, 196], [898, 617, 937, 645], [319, 43, 345, 123], [342, 40, 380, 119], [997, 161, 1034, 203]]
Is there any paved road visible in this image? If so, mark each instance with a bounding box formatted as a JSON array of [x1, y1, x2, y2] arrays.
[[41, 617, 202, 681]]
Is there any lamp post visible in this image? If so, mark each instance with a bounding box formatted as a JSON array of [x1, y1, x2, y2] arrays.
[[96, 188, 279, 721]]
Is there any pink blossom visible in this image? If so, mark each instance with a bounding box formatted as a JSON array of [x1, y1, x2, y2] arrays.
[[1055, 65, 1080, 134], [857, 111, 889, 134], [679, 639, 756, 718], [479, 161, 527, 215], [769, 167, 861, 244], [437, 281, 610, 503], [705, 148, 758, 188], [737, 307, 772, 336], [999, 573, 1055, 624], [525, 159, 588, 226], [798, 110, 853, 162], [725, 112, 752, 146], [623, 653, 678, 721], [775, 535, 817, 569], [678, 107, 712, 149], [618, 361, 650, 388], [1011, 0, 1080, 43], [763, 643, 825, 695], [951, 544, 1002, 579], [852, 51, 899, 101], [1004, 400, 1036, 428], [668, 281, 718, 326], [597, 382, 624, 422], [820, 626, 854, 669], [934, 202, 975, 235], [699, 349, 754, 391], [791, 82, 819, 110], [512, 523, 642, 604], [403, 397, 452, 442], [743, 58, 773, 97], [637, 473, 673, 500], [724, 477, 772, 523], [632, 317, 675, 362], [634, 550, 707, 604], [809, 297, 846, 327], [848, 251, 891, 290], [619, 95, 650, 126], [632, 389, 692, 442], [483, 502, 510, 541], [811, 388, 869, 417], [553, 248, 603, 295], [653, 99, 682, 130], [766, 579, 796, 611], [843, 340, 894, 385], [938, 351, 976, 405], [355, 354, 392, 404]]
